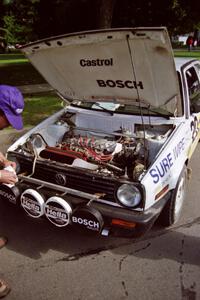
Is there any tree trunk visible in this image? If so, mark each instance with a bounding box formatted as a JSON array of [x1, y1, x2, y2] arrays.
[[97, 0, 116, 29]]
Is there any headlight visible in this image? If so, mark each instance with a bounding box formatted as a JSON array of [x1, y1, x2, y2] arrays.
[[116, 184, 141, 208]]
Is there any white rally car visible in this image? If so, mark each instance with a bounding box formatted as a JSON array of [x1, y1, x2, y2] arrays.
[[1, 27, 200, 237]]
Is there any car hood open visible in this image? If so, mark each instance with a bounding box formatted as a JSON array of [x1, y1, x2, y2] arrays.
[[21, 27, 181, 115]]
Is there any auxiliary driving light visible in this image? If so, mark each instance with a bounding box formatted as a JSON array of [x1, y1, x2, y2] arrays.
[[116, 184, 141, 208], [71, 206, 104, 234], [44, 196, 72, 227], [21, 189, 45, 218], [0, 184, 20, 205]]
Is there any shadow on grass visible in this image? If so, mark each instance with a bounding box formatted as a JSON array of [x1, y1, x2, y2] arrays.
[[0, 62, 46, 86]]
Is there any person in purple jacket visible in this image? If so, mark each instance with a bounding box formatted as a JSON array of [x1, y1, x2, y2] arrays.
[[0, 85, 24, 298]]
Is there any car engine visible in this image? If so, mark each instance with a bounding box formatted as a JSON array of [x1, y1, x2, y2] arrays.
[[37, 130, 147, 180], [14, 112, 173, 182]]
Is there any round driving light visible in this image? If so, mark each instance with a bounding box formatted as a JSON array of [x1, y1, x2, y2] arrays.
[[0, 184, 20, 205], [21, 189, 45, 218], [44, 196, 72, 227], [116, 184, 141, 208], [71, 206, 104, 234]]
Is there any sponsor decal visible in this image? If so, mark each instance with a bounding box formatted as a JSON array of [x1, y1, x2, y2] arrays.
[[0, 185, 20, 204], [0, 189, 16, 204], [22, 196, 40, 212], [188, 116, 200, 158], [96, 79, 144, 90], [149, 137, 185, 184], [71, 206, 103, 233], [191, 116, 200, 142], [45, 206, 67, 221], [44, 197, 72, 227], [72, 216, 100, 231], [21, 189, 45, 218], [80, 58, 113, 67]]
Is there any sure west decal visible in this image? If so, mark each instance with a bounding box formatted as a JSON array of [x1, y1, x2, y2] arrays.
[[149, 137, 185, 184]]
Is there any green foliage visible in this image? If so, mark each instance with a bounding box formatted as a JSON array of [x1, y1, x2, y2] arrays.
[[174, 50, 200, 58], [3, 15, 26, 44], [3, 0, 12, 4], [1, 0, 39, 44], [0, 53, 28, 64], [112, 0, 200, 36], [0, 0, 200, 43], [23, 93, 62, 127]]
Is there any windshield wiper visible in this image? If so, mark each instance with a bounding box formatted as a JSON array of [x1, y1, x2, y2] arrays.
[[135, 103, 173, 119], [93, 103, 114, 116], [119, 99, 173, 119]]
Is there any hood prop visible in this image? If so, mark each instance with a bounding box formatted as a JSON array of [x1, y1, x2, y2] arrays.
[[126, 34, 148, 168]]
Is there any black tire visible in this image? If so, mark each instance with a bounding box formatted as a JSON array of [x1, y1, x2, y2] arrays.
[[158, 166, 187, 227]]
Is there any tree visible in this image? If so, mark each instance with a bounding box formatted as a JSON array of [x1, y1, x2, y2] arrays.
[[1, 0, 200, 43], [97, 0, 116, 29], [1, 0, 40, 43]]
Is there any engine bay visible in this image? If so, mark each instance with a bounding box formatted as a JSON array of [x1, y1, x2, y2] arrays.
[[11, 108, 174, 181]]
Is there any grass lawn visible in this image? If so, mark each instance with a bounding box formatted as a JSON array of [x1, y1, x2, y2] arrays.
[[23, 93, 63, 127], [1, 92, 63, 129], [0, 53, 62, 128], [0, 53, 45, 86], [174, 49, 200, 58], [0, 53, 28, 64]]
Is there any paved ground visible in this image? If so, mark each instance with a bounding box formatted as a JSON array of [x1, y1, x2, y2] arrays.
[[0, 130, 200, 300], [0, 145, 200, 300]]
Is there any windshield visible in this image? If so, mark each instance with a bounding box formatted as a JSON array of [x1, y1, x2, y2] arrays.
[[71, 101, 173, 118]]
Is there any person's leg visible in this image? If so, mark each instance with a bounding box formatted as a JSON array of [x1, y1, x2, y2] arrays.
[[0, 280, 10, 298], [0, 237, 7, 249], [0, 238, 10, 298]]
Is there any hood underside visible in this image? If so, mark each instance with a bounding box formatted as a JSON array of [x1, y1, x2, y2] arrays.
[[21, 27, 181, 115]]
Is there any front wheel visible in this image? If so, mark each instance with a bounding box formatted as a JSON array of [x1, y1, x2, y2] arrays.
[[158, 166, 187, 227]]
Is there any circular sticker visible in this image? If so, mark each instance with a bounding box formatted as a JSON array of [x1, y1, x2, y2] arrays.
[[71, 206, 104, 234], [21, 189, 45, 218], [44, 196, 72, 227]]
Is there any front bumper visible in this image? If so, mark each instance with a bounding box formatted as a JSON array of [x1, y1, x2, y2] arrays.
[[0, 175, 170, 238]]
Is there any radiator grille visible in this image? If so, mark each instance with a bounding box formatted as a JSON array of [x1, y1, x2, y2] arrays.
[[32, 161, 118, 202], [10, 153, 126, 202]]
